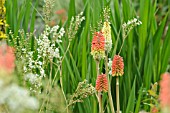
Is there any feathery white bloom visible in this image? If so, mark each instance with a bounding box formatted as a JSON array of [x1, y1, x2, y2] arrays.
[[122, 18, 142, 39]]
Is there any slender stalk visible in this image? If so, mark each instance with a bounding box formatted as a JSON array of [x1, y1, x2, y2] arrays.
[[59, 64, 68, 113], [46, 62, 53, 112], [49, 62, 53, 85], [96, 60, 99, 80], [57, 42, 71, 113], [118, 39, 125, 55], [30, 2, 45, 21], [51, 42, 71, 86], [39, 62, 53, 113], [98, 92, 103, 113], [105, 55, 115, 113], [61, 42, 71, 63], [116, 77, 120, 113], [96, 60, 103, 113]]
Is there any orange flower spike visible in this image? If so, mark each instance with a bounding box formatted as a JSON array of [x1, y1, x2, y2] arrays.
[[112, 55, 124, 76], [159, 72, 170, 108], [95, 74, 108, 92], [91, 32, 105, 60]]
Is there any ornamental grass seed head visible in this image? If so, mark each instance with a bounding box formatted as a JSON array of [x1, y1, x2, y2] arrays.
[[68, 12, 85, 41], [112, 55, 124, 76], [159, 72, 170, 112], [95, 74, 108, 92], [122, 18, 142, 39], [91, 32, 105, 61], [102, 21, 112, 53]]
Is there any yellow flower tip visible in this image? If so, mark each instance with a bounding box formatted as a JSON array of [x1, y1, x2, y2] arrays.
[[102, 21, 112, 53]]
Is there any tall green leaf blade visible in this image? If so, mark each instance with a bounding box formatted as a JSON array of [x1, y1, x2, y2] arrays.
[[161, 25, 170, 73], [125, 77, 136, 113], [153, 15, 167, 57]]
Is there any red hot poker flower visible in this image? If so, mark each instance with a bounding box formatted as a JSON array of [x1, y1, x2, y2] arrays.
[[159, 72, 170, 108], [91, 32, 105, 51], [95, 74, 108, 92], [112, 55, 124, 76], [91, 32, 105, 60]]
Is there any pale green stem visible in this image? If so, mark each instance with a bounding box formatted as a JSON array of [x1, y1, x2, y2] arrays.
[[98, 92, 103, 113], [39, 62, 53, 113], [51, 42, 71, 85], [105, 55, 115, 113], [46, 62, 53, 112], [50, 62, 53, 85], [118, 39, 125, 55], [59, 64, 68, 113], [116, 77, 120, 113]]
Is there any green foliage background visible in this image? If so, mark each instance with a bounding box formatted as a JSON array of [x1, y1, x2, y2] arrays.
[[5, 0, 170, 112]]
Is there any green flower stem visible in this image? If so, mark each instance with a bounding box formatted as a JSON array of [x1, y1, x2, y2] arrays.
[[116, 77, 120, 113], [60, 65, 68, 113], [39, 62, 53, 113], [118, 39, 125, 55], [96, 60, 103, 113], [51, 42, 71, 85], [98, 92, 103, 113], [105, 55, 115, 113]]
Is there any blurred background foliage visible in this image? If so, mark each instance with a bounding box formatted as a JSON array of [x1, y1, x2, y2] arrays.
[[5, 0, 170, 113]]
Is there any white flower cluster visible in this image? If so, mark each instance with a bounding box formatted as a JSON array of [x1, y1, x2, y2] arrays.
[[49, 25, 65, 43], [24, 73, 42, 93], [24, 52, 44, 75], [108, 58, 112, 75], [23, 51, 45, 93], [23, 25, 64, 93], [68, 12, 85, 41], [0, 80, 39, 113], [36, 25, 64, 60], [122, 18, 142, 38]]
